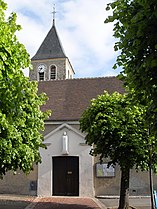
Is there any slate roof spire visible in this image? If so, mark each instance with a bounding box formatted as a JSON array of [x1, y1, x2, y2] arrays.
[[31, 8, 66, 61]]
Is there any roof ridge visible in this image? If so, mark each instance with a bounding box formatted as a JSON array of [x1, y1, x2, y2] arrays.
[[37, 76, 117, 83], [72, 76, 117, 80]]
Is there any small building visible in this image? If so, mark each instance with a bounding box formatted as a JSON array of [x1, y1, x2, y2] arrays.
[[0, 19, 157, 197]]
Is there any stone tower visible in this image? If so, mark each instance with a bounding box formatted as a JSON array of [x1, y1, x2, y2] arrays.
[[30, 20, 75, 81]]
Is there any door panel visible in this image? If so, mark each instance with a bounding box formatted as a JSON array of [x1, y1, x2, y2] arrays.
[[53, 157, 67, 195], [53, 156, 79, 196]]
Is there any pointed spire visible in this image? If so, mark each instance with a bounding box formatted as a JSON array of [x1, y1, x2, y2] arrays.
[[52, 4, 56, 26], [31, 22, 66, 61], [31, 3, 67, 61]]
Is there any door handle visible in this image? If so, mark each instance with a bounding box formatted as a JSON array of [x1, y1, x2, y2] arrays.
[[67, 171, 72, 175]]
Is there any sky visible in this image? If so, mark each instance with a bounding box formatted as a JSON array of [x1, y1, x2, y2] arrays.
[[4, 0, 121, 78]]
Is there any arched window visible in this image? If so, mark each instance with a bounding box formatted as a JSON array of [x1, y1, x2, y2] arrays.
[[50, 65, 57, 80]]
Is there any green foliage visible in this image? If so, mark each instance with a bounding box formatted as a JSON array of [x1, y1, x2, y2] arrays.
[[0, 0, 51, 177], [80, 91, 157, 208], [80, 91, 149, 170], [104, 0, 157, 132]]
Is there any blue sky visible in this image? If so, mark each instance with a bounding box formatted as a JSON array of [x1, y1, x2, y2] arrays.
[[5, 0, 121, 78]]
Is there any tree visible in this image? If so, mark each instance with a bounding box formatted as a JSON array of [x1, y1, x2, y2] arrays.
[[0, 0, 50, 177], [104, 0, 157, 132], [80, 91, 149, 209], [105, 2, 157, 207]]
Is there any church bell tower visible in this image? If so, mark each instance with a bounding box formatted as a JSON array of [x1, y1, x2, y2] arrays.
[[30, 9, 75, 81]]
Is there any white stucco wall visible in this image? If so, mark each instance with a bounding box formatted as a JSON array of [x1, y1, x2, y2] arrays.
[[38, 123, 94, 197]]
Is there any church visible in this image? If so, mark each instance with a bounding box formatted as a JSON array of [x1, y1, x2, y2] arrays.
[[0, 18, 156, 197]]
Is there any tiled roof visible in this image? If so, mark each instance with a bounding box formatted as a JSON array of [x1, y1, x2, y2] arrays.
[[32, 25, 66, 60], [38, 77, 125, 121]]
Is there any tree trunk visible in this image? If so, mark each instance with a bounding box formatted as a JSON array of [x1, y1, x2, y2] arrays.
[[149, 166, 155, 209], [118, 167, 130, 209]]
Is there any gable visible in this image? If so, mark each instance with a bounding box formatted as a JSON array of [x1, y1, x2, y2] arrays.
[[44, 123, 85, 141], [42, 123, 88, 156]]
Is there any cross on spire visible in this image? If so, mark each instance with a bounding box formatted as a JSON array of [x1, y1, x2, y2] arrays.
[[52, 4, 56, 26]]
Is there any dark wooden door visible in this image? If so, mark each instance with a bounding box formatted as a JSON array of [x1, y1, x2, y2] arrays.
[[53, 156, 79, 196]]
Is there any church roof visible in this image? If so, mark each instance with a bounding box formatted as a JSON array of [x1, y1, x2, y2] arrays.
[[31, 25, 66, 60], [38, 77, 125, 121]]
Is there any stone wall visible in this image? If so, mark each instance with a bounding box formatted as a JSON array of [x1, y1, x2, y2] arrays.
[[94, 156, 157, 196], [0, 165, 38, 195], [30, 58, 68, 81]]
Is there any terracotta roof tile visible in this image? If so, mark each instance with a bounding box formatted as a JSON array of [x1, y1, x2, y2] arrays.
[[38, 77, 125, 121]]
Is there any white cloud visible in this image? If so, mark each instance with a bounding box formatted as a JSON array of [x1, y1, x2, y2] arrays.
[[4, 0, 120, 78]]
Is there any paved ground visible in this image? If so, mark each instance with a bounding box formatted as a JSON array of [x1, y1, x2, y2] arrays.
[[32, 197, 101, 209], [98, 196, 151, 209], [0, 195, 153, 209], [0, 195, 35, 209], [0, 195, 102, 209]]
